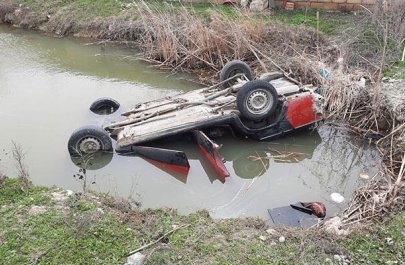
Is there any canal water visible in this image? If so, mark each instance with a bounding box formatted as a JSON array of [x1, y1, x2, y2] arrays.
[[0, 25, 381, 220]]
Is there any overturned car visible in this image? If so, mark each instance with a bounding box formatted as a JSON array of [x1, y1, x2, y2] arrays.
[[68, 61, 324, 179]]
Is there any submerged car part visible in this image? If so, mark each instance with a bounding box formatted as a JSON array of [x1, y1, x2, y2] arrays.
[[116, 145, 190, 174], [194, 130, 229, 180]]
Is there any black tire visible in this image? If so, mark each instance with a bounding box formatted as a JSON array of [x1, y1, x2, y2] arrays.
[[236, 80, 278, 121], [89, 97, 120, 115], [68, 125, 112, 156], [220, 60, 253, 88]]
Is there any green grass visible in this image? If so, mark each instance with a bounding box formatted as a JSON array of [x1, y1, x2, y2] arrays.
[[345, 213, 405, 264], [16, 0, 125, 19], [187, 2, 238, 18], [0, 178, 141, 264], [384, 61, 405, 79], [11, 0, 353, 32], [272, 9, 350, 35], [14, 0, 237, 20], [69, 0, 123, 18], [0, 177, 404, 264], [125, 1, 239, 20]]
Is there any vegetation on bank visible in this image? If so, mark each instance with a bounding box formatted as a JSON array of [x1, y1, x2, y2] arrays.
[[384, 61, 405, 79], [10, 0, 348, 34], [0, 177, 404, 264]]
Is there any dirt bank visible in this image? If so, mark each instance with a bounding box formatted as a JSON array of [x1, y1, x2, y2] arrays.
[[1, 0, 404, 224]]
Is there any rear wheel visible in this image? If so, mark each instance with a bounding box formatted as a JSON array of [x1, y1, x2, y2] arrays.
[[68, 125, 112, 156], [90, 97, 120, 115], [236, 80, 278, 121], [219, 60, 253, 88]]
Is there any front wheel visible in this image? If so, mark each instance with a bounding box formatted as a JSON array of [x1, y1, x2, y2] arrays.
[[236, 80, 278, 121], [68, 125, 112, 156]]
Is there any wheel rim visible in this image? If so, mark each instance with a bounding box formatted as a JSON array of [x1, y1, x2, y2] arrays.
[[78, 137, 102, 154], [245, 89, 273, 115]]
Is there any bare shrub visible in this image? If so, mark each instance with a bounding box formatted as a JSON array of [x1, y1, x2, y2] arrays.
[[11, 141, 30, 187], [336, 0, 405, 75], [370, 0, 405, 47], [0, 2, 15, 22], [72, 153, 97, 194]]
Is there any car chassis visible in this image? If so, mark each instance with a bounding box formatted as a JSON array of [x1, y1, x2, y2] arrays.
[[68, 61, 324, 179]]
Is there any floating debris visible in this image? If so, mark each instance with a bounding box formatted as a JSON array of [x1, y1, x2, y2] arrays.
[[359, 172, 370, 180], [268, 203, 323, 228], [330, 193, 345, 203], [300, 202, 326, 218], [248, 147, 308, 163]]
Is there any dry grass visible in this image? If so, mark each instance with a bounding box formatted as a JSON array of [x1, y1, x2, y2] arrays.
[[129, 4, 334, 82], [43, 3, 331, 82]]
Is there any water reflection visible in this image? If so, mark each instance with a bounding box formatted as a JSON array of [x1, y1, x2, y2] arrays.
[[70, 129, 323, 181], [142, 159, 189, 184], [70, 152, 113, 171], [219, 130, 322, 179]]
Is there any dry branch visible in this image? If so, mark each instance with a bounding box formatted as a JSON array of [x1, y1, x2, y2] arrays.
[[128, 224, 190, 255], [11, 141, 30, 185]]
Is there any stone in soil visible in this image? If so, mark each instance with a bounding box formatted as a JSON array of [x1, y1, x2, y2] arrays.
[[323, 217, 350, 236], [126, 252, 146, 265], [51, 191, 69, 202], [250, 0, 268, 11], [28, 205, 47, 215]]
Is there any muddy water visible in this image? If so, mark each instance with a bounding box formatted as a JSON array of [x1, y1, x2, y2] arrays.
[[0, 25, 381, 221]]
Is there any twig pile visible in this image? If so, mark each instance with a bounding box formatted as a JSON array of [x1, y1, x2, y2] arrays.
[[129, 4, 331, 82], [249, 148, 307, 163]]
